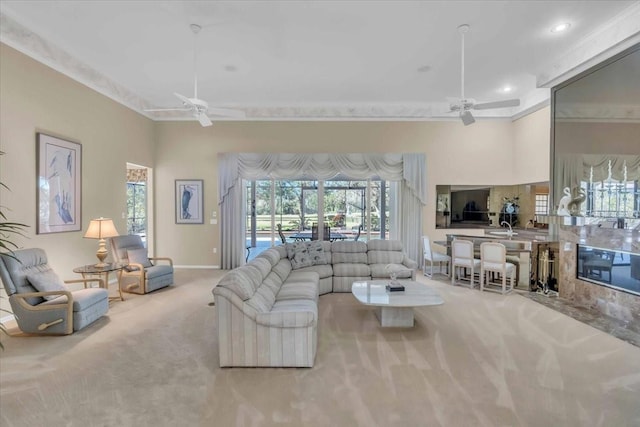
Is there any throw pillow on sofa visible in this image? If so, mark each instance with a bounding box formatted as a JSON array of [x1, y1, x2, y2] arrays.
[[306, 241, 328, 266], [286, 242, 314, 270], [286, 241, 328, 269]]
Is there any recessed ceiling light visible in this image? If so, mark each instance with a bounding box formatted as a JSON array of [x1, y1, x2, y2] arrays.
[[550, 22, 571, 33], [501, 86, 513, 93]]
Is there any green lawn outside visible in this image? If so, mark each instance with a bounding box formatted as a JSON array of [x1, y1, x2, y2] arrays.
[[249, 214, 371, 232]]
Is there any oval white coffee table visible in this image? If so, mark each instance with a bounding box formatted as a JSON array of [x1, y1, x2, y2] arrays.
[[351, 280, 444, 327]]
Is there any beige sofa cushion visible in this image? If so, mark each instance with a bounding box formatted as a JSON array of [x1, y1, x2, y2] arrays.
[[367, 239, 404, 251], [250, 257, 273, 279], [256, 248, 282, 267], [368, 249, 405, 265], [257, 299, 317, 327], [277, 281, 318, 302], [246, 284, 278, 312], [217, 265, 263, 301], [272, 259, 293, 282], [333, 263, 370, 277], [332, 241, 367, 254], [293, 264, 333, 279]]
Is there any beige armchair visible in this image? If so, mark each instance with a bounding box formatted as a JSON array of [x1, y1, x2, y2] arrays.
[[109, 235, 174, 294]]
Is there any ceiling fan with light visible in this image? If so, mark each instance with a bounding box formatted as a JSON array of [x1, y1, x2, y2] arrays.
[[447, 24, 520, 126], [145, 24, 245, 127]]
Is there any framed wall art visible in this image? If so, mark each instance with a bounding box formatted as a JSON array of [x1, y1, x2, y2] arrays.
[[36, 133, 82, 234], [175, 179, 203, 224]]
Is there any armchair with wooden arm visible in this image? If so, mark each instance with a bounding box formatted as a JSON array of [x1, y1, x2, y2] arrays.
[[0, 249, 109, 335], [109, 235, 174, 295]]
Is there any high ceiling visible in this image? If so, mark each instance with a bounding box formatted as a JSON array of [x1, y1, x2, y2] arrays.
[[1, 1, 639, 122]]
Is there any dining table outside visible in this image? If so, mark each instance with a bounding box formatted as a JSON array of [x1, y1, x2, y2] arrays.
[[290, 231, 348, 241]]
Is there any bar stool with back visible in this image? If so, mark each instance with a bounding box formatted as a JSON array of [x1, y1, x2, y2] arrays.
[[479, 241, 515, 294], [451, 239, 481, 288], [423, 235, 450, 277]]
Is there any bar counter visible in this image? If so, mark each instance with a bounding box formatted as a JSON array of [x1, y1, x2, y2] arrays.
[[435, 230, 559, 289]]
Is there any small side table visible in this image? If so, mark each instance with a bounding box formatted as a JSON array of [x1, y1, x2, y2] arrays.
[[73, 262, 127, 301]]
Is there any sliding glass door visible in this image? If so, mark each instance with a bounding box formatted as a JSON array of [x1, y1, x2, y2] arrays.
[[245, 178, 393, 259]]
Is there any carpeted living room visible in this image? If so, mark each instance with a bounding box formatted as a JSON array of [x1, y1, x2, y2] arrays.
[[2, 2, 640, 426], [2, 269, 639, 425]]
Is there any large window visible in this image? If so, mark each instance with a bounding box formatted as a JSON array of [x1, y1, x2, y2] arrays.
[[126, 182, 146, 242], [535, 194, 549, 215], [245, 178, 391, 259], [218, 152, 426, 269], [581, 180, 638, 217]]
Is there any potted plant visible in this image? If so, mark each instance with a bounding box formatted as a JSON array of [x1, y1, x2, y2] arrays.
[[0, 151, 29, 349]]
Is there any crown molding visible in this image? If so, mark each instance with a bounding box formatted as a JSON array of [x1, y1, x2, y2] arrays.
[[555, 102, 640, 122], [536, 2, 640, 89], [6, 7, 634, 123], [0, 12, 155, 119], [0, 10, 549, 122]]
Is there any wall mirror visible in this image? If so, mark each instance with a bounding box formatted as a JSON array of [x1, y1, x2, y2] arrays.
[[436, 183, 549, 229], [551, 44, 640, 228]]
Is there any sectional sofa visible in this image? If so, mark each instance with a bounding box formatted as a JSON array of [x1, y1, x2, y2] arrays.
[[212, 239, 417, 367]]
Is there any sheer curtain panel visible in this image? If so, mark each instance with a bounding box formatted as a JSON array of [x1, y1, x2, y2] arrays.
[[218, 153, 426, 269]]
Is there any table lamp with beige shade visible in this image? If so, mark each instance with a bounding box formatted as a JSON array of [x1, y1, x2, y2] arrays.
[[84, 217, 119, 267]]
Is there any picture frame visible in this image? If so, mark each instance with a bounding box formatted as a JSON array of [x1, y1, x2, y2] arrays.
[[175, 179, 203, 224], [36, 133, 82, 234]]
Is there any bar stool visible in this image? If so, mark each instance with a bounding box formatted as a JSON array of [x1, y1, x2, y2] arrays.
[[423, 235, 450, 277], [451, 239, 481, 288], [480, 242, 515, 294]]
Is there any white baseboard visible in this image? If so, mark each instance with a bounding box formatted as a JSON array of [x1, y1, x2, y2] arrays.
[[174, 265, 220, 269]]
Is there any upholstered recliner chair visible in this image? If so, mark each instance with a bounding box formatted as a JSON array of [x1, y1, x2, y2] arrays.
[[0, 248, 109, 335], [109, 235, 173, 294]]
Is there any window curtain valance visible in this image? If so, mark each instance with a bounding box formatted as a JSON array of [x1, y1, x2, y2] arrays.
[[218, 153, 427, 269], [554, 154, 640, 205], [218, 153, 426, 205]]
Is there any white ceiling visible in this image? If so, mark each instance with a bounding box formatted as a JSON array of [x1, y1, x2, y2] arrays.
[[1, 1, 639, 122]]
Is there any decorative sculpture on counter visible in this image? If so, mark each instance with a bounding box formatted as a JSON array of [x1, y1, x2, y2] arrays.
[[568, 187, 586, 216], [557, 186, 586, 216], [556, 187, 572, 216]]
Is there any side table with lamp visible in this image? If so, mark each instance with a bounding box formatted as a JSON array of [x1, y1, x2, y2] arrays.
[[76, 217, 125, 301]]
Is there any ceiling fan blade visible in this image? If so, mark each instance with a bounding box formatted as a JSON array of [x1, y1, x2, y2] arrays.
[[197, 113, 213, 127], [473, 99, 521, 110], [208, 107, 246, 119], [174, 92, 194, 107], [144, 107, 192, 112], [460, 110, 475, 126]]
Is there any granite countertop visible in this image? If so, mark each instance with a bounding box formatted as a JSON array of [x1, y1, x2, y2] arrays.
[[445, 228, 553, 243], [484, 228, 552, 242]]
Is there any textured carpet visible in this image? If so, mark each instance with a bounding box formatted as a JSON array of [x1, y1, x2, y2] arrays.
[[1, 269, 639, 426]]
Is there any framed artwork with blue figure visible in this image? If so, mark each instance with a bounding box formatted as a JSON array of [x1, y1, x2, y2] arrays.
[[36, 133, 82, 234], [175, 179, 203, 224]]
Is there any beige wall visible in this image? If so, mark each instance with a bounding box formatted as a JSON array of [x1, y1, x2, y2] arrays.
[[155, 115, 550, 265], [512, 107, 551, 183], [0, 44, 156, 313], [156, 121, 515, 265], [1, 42, 551, 276]]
